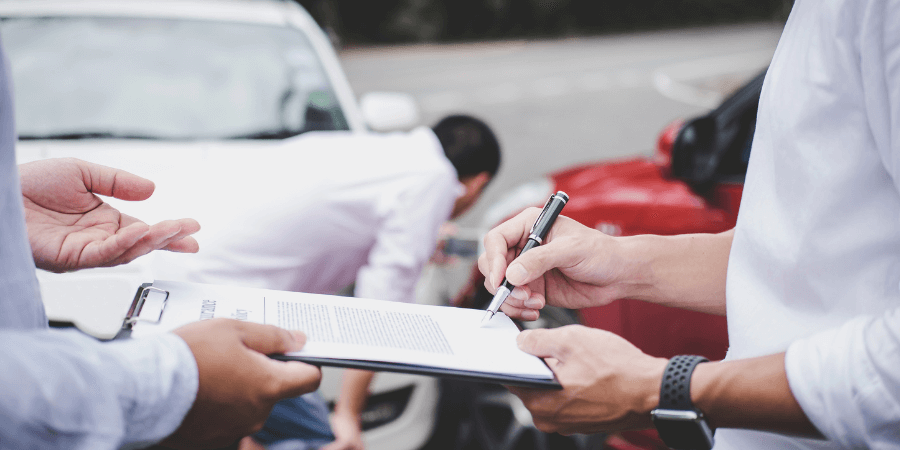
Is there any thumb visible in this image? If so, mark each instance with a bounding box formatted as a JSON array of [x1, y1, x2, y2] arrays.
[[237, 322, 322, 398], [505, 241, 569, 286], [264, 359, 323, 398], [80, 158, 156, 201], [516, 328, 568, 360], [238, 322, 307, 355]]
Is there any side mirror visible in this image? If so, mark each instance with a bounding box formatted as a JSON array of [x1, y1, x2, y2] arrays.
[[359, 92, 421, 132]]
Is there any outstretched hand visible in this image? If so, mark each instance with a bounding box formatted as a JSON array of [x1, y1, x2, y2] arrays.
[[19, 158, 200, 272], [478, 207, 639, 321]]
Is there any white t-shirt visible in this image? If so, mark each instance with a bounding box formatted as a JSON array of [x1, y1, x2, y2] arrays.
[[722, 0, 900, 448], [153, 127, 460, 303]]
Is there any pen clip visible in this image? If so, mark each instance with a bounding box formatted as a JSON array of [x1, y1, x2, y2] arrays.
[[531, 194, 556, 234]]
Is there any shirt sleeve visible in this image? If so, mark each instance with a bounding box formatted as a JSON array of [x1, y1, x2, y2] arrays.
[[785, 12, 900, 440], [354, 166, 458, 303], [784, 308, 900, 448], [789, 4, 900, 446], [0, 328, 198, 450]]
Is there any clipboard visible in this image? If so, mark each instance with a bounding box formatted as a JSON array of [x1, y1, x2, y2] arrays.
[[122, 283, 168, 330], [124, 282, 562, 390]]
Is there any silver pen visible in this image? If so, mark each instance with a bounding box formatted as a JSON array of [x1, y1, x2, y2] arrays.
[[481, 191, 569, 326]]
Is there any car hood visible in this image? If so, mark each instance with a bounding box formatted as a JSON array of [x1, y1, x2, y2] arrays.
[[17, 138, 285, 171], [15, 136, 330, 225]]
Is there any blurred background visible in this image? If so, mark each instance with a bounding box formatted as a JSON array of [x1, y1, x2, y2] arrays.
[[8, 1, 790, 449], [297, 0, 791, 44], [297, 0, 789, 226]]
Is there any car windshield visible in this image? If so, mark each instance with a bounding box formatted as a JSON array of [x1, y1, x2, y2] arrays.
[[1, 16, 349, 140]]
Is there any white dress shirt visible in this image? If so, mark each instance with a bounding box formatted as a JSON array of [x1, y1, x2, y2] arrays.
[[152, 127, 460, 302], [0, 44, 197, 449], [722, 0, 900, 448]]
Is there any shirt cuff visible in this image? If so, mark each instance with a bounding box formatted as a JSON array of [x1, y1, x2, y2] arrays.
[[784, 313, 900, 448], [105, 333, 199, 449]]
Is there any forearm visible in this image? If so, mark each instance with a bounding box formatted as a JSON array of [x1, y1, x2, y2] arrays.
[[690, 353, 822, 437], [618, 229, 732, 315], [334, 369, 375, 419]]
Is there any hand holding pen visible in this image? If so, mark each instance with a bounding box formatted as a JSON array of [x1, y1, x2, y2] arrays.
[[481, 191, 569, 326]]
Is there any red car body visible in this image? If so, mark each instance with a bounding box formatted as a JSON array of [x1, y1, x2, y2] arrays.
[[552, 120, 738, 362]]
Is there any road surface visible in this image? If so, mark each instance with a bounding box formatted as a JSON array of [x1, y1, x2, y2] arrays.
[[340, 22, 784, 226]]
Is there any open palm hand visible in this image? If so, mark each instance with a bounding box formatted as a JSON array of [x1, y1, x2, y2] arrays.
[[20, 158, 200, 272]]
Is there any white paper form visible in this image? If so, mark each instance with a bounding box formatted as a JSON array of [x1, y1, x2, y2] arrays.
[[131, 280, 555, 382]]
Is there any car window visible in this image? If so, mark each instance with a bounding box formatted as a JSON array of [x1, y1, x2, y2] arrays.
[[1, 16, 349, 140]]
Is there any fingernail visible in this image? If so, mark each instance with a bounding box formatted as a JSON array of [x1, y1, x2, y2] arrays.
[[510, 288, 527, 300], [507, 263, 528, 284], [524, 298, 542, 309]]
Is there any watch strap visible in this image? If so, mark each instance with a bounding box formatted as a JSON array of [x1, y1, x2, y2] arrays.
[[659, 355, 709, 410]]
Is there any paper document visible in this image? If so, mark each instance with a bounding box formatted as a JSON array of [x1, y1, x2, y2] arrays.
[[131, 280, 558, 387]]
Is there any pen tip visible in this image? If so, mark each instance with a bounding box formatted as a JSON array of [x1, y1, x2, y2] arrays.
[[480, 311, 493, 327]]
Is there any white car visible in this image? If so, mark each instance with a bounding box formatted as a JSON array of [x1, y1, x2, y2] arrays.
[[5, 1, 436, 449]]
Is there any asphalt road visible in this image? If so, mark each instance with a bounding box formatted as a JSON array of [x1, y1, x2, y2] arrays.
[[340, 22, 784, 227]]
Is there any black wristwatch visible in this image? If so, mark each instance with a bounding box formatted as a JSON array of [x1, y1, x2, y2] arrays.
[[650, 355, 715, 450]]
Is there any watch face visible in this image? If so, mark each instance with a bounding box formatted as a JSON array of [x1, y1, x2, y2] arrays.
[[652, 413, 714, 450]]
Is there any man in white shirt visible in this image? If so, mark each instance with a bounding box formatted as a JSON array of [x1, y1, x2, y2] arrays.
[[151, 114, 502, 450], [477, 0, 899, 449]]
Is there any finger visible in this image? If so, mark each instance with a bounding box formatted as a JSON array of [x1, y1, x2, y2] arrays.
[[477, 254, 494, 291], [504, 241, 572, 286], [142, 219, 197, 248], [238, 322, 307, 355], [508, 285, 531, 303], [239, 325, 321, 398], [500, 303, 540, 321], [77, 158, 156, 201], [240, 347, 322, 401], [110, 218, 200, 265], [524, 292, 546, 310], [264, 359, 323, 399], [478, 249, 516, 292], [157, 219, 201, 253], [82, 222, 150, 266], [482, 208, 542, 288], [516, 328, 569, 359], [106, 223, 182, 266], [162, 235, 200, 253]]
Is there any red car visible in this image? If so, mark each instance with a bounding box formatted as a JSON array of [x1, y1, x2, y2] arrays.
[[438, 70, 765, 450]]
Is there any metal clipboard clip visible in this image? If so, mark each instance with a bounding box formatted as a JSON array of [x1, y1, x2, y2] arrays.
[[124, 285, 170, 327]]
